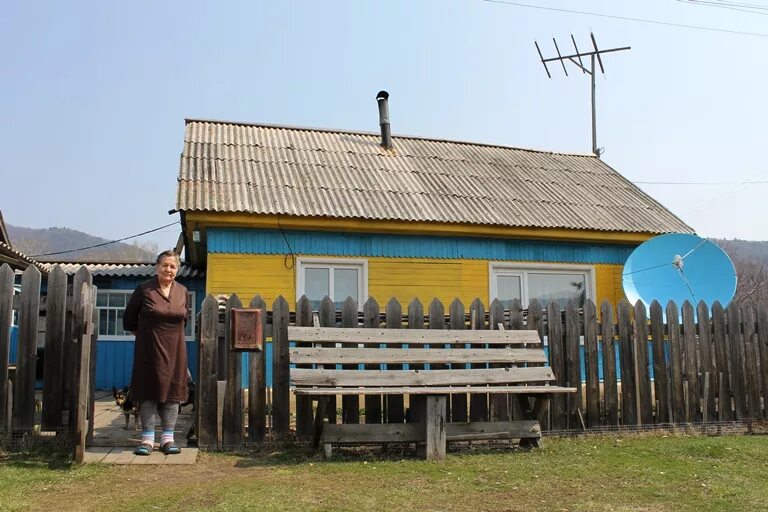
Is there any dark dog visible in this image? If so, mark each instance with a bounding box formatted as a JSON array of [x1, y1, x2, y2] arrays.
[[112, 386, 139, 430]]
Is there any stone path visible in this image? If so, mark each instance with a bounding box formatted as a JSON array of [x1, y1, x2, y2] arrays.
[[84, 392, 197, 465]]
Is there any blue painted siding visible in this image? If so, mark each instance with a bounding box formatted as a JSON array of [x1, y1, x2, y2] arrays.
[[9, 325, 18, 364], [208, 228, 635, 264]]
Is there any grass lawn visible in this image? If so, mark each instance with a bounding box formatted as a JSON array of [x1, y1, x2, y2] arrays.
[[1, 434, 767, 512]]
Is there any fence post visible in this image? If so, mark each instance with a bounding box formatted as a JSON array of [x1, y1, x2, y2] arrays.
[[583, 299, 600, 428], [408, 298, 425, 427], [223, 294, 244, 448], [294, 295, 313, 441], [666, 301, 685, 424], [0, 265, 14, 432], [319, 296, 337, 424], [742, 306, 761, 418], [248, 294, 268, 442], [72, 283, 95, 463], [681, 301, 701, 423], [272, 295, 290, 440], [363, 297, 382, 424], [697, 301, 717, 422], [385, 297, 404, 424], [726, 306, 747, 419], [649, 301, 670, 423], [757, 302, 768, 419], [197, 294, 219, 449], [711, 301, 733, 421], [633, 301, 652, 425], [67, 267, 93, 432], [469, 298, 488, 422], [341, 297, 359, 424], [600, 300, 618, 426], [565, 299, 582, 429], [13, 266, 41, 432], [448, 298, 467, 423]]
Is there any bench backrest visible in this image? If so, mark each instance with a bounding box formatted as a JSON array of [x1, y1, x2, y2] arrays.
[[288, 327, 555, 390]]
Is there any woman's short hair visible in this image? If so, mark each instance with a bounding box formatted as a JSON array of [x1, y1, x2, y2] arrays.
[[156, 250, 181, 265]]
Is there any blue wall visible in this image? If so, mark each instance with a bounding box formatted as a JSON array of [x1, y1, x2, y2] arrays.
[[208, 228, 636, 264]]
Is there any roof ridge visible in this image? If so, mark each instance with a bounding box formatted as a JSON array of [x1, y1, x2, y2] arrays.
[[184, 118, 599, 159]]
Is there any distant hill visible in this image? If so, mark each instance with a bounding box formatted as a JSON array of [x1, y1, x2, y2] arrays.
[[7, 224, 158, 262], [712, 238, 768, 264]]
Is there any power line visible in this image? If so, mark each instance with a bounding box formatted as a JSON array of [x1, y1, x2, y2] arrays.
[[31, 221, 180, 257], [482, 0, 768, 37], [676, 0, 768, 16]]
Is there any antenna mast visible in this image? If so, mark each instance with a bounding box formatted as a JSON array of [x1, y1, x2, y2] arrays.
[[535, 33, 630, 158]]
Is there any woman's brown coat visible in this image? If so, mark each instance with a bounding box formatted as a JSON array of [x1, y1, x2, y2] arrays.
[[123, 277, 189, 403]]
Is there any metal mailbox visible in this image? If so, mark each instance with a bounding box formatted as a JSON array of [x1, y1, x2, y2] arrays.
[[230, 308, 263, 352]]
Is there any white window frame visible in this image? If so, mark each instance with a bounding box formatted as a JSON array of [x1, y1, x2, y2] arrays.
[[296, 257, 368, 311], [96, 289, 196, 341], [489, 262, 596, 310]]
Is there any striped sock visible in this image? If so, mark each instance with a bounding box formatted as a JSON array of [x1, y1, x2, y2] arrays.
[[141, 431, 155, 446], [160, 430, 174, 447]]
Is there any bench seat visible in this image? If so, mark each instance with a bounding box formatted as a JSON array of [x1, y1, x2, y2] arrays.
[[288, 326, 576, 460]]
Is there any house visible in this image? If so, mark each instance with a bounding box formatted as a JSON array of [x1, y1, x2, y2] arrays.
[[173, 93, 693, 313], [41, 261, 205, 389], [0, 210, 48, 274]]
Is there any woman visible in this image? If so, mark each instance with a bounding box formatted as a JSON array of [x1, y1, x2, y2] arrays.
[[123, 250, 189, 455]]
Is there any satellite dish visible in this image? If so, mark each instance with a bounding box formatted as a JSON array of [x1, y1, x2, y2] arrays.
[[622, 233, 737, 309]]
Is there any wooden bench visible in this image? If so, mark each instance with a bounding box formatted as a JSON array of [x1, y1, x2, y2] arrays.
[[288, 326, 576, 460]]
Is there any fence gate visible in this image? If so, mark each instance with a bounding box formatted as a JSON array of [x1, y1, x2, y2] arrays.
[[0, 264, 97, 463]]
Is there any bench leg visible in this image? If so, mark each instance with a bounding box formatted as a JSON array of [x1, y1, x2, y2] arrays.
[[425, 395, 447, 461], [313, 397, 329, 450], [517, 395, 547, 450]]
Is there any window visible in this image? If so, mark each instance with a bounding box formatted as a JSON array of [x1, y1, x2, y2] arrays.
[[96, 289, 196, 340], [296, 258, 368, 310], [490, 263, 595, 310]]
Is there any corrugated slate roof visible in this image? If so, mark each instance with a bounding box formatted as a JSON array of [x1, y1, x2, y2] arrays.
[[0, 241, 49, 274], [176, 119, 693, 234], [41, 262, 204, 278]]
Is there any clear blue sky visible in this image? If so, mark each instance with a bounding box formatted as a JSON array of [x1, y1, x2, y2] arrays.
[[2, 0, 766, 252]]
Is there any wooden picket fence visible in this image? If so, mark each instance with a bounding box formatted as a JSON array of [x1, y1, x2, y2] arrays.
[[197, 293, 768, 449], [0, 263, 97, 461]]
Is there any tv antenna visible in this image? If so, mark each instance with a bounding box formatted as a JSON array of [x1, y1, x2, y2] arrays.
[[535, 33, 630, 158]]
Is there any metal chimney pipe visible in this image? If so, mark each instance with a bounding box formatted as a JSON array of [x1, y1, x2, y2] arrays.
[[376, 90, 392, 149]]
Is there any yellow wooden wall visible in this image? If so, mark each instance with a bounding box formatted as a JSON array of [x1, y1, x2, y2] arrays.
[[207, 254, 626, 308]]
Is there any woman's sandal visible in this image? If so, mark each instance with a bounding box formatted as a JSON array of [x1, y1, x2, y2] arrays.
[[134, 443, 152, 456], [160, 442, 181, 455]]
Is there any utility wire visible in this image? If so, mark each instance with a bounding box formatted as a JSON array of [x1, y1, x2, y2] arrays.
[[676, 0, 768, 16], [482, 0, 768, 37], [31, 221, 179, 257]]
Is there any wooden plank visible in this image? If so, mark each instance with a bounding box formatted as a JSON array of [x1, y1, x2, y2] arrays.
[[666, 301, 685, 423], [742, 306, 761, 418], [469, 299, 488, 422], [507, 297, 527, 422], [86, 301, 98, 445], [617, 299, 637, 426], [363, 297, 382, 425], [341, 297, 360, 424], [600, 300, 618, 426], [286, 326, 541, 345], [322, 420, 543, 444], [384, 298, 404, 424], [727, 305, 747, 419], [292, 366, 556, 387], [547, 300, 565, 429], [67, 267, 92, 432], [425, 395, 446, 461], [697, 301, 716, 422], [428, 298, 451, 423], [681, 301, 701, 423], [319, 296, 337, 424], [649, 301, 670, 423], [13, 265, 41, 431], [757, 302, 768, 419], [73, 284, 95, 463], [564, 299, 581, 429], [633, 301, 652, 425], [296, 385, 577, 396], [223, 294, 244, 448], [711, 301, 733, 421], [0, 265, 14, 432], [407, 298, 425, 430], [448, 298, 467, 422], [197, 294, 219, 449], [289, 347, 549, 365], [583, 299, 600, 428], [248, 294, 267, 442], [294, 295, 313, 442], [272, 295, 290, 439], [488, 299, 508, 422]]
